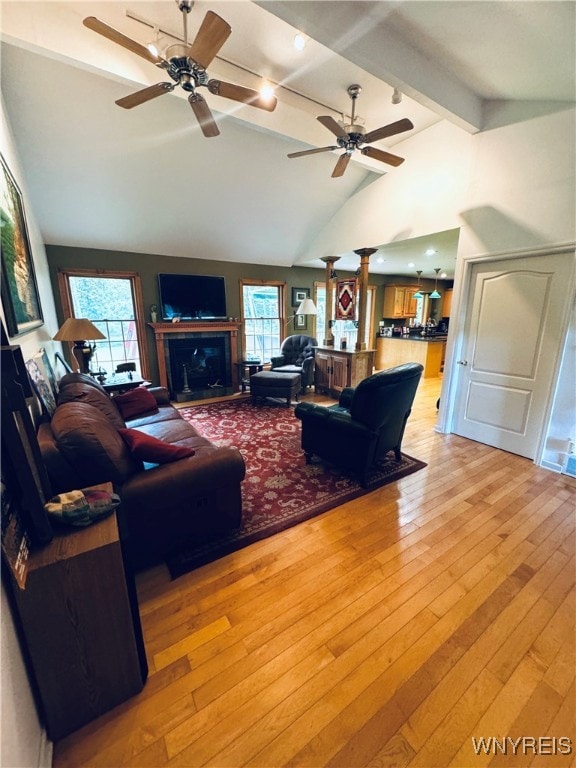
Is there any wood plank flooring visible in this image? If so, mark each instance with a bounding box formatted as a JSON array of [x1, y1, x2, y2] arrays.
[[53, 377, 576, 767]]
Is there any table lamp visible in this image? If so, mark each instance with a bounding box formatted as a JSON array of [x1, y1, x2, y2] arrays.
[[53, 318, 106, 374]]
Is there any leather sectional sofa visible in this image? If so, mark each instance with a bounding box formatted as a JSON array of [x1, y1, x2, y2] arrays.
[[38, 373, 245, 570]]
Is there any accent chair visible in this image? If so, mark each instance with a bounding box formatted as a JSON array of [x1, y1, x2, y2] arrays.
[[294, 362, 424, 486], [270, 334, 317, 392]]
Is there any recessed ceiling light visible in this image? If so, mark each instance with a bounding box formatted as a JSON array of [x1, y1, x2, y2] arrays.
[[376, 256, 384, 264], [425, 248, 437, 256], [408, 262, 416, 268]]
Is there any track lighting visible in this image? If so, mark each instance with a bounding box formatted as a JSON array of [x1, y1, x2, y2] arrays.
[[293, 33, 306, 51]]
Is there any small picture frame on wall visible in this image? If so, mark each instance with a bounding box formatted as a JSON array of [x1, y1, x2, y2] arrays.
[[295, 313, 307, 330], [291, 287, 310, 307]]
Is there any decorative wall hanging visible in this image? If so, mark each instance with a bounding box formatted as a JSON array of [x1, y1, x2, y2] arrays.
[[0, 155, 43, 337], [335, 279, 357, 320]]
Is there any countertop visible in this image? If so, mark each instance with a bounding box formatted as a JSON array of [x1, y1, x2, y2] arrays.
[[379, 335, 448, 343]]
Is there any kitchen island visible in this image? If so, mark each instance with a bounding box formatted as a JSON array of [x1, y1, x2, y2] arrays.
[[375, 336, 447, 378]]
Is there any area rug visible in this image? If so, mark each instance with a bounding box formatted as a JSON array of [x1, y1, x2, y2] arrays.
[[166, 399, 426, 577]]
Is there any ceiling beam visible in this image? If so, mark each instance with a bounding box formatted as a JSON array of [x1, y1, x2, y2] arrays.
[[257, 0, 483, 133]]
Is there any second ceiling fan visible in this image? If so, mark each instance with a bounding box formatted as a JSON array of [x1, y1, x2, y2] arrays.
[[288, 84, 413, 177], [83, 0, 277, 137]]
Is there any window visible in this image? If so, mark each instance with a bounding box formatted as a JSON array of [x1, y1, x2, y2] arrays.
[[241, 281, 286, 364], [57, 268, 149, 379]]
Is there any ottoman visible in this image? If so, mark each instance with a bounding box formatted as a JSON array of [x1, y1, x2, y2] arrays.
[[250, 371, 301, 406]]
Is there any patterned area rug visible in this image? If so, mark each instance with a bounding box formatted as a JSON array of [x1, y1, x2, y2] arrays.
[[166, 399, 426, 577]]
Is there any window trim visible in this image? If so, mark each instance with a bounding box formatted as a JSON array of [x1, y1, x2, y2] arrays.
[[239, 279, 287, 360], [57, 267, 150, 379]]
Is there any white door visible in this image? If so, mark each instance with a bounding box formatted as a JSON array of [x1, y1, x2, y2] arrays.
[[453, 252, 574, 459]]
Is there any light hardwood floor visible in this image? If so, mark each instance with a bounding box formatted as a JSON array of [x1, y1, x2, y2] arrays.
[[54, 377, 576, 767]]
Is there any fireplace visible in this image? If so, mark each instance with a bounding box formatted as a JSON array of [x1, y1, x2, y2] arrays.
[[149, 322, 241, 402], [167, 334, 231, 401]]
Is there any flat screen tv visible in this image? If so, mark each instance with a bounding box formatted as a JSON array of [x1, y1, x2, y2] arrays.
[[158, 273, 227, 321]]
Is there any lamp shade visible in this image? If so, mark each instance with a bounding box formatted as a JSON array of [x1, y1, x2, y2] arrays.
[[296, 298, 318, 315], [53, 318, 106, 342]]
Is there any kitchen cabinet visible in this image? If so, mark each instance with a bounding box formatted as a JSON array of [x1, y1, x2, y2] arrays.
[[383, 285, 417, 318], [441, 289, 453, 317], [6, 501, 147, 740], [375, 337, 445, 378], [314, 346, 375, 396]]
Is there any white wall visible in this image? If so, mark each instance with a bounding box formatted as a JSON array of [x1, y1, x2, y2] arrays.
[[301, 107, 575, 260], [1, 96, 57, 768], [303, 105, 576, 465]]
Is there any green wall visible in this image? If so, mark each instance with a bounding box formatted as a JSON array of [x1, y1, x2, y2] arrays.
[[45, 244, 448, 384]]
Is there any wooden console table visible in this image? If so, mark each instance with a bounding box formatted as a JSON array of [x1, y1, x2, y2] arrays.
[[5, 492, 147, 740]]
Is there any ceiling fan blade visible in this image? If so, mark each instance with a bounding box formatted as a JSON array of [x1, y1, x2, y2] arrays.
[[115, 83, 174, 109], [332, 153, 351, 178], [361, 146, 405, 167], [317, 116, 349, 140], [188, 11, 231, 70], [83, 17, 163, 66], [207, 80, 277, 112], [362, 118, 414, 145], [287, 146, 338, 159], [188, 93, 220, 137]]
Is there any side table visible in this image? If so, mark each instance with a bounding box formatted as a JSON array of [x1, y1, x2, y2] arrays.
[[99, 373, 151, 394], [235, 360, 264, 392], [5, 485, 147, 740]]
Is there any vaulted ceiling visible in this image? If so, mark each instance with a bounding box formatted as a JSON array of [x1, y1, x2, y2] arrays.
[[1, 1, 574, 277]]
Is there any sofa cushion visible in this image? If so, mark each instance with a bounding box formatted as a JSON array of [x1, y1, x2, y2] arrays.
[[118, 428, 196, 464], [57, 381, 125, 429], [51, 402, 142, 485], [113, 388, 159, 420]]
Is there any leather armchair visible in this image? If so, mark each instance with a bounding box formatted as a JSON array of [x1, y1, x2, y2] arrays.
[[270, 334, 317, 392], [294, 363, 424, 486]]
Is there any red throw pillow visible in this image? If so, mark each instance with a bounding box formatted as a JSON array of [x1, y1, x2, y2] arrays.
[[118, 428, 195, 464], [113, 388, 159, 420]]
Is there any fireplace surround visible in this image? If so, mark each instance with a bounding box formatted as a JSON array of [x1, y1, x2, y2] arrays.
[[149, 322, 241, 402]]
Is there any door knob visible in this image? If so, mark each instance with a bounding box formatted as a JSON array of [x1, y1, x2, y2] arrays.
[[457, 360, 468, 366]]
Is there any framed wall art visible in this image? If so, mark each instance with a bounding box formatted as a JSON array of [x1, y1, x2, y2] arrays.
[[294, 313, 307, 330], [335, 279, 357, 320], [291, 287, 310, 307], [0, 154, 43, 337]]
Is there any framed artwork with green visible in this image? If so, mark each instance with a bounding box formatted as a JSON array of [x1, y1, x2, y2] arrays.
[[1, 155, 43, 337]]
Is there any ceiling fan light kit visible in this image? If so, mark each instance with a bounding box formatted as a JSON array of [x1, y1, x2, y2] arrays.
[[83, 0, 277, 138], [288, 83, 414, 178]]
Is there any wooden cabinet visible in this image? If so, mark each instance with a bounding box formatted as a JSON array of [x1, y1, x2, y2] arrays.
[[314, 346, 375, 396], [441, 289, 453, 317], [383, 285, 417, 318], [7, 506, 147, 740]]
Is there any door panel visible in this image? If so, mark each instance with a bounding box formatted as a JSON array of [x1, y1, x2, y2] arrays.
[[453, 252, 574, 459]]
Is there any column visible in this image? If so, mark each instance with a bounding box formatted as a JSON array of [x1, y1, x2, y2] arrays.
[[320, 256, 340, 346], [353, 247, 377, 350]]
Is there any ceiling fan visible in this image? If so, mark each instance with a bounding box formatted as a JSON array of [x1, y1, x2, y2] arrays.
[[287, 84, 413, 177], [83, 0, 277, 137]]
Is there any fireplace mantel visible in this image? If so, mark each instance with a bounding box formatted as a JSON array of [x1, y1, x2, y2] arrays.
[[149, 322, 242, 395]]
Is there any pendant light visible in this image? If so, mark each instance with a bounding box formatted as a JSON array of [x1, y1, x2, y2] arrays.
[[430, 268, 442, 299], [413, 270, 423, 299]]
